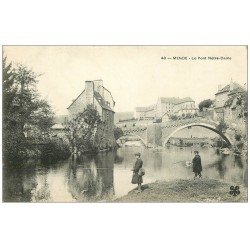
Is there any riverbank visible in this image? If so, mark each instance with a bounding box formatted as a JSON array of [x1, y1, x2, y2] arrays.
[[116, 178, 247, 202]]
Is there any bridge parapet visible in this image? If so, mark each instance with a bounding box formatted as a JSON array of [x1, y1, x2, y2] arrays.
[[161, 118, 218, 128], [123, 126, 147, 134]]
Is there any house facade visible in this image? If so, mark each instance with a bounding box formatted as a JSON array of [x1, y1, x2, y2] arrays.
[[67, 80, 115, 121], [67, 80, 116, 150], [214, 79, 245, 122]]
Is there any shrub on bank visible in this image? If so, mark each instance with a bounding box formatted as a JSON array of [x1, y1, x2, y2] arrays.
[[40, 138, 71, 164]]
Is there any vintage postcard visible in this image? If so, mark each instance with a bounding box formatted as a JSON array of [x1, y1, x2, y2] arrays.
[[2, 45, 248, 202]]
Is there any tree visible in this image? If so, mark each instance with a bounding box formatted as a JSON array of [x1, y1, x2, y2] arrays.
[[114, 126, 123, 140], [169, 114, 178, 121], [185, 113, 193, 119], [216, 120, 228, 132], [2, 57, 20, 161], [65, 105, 102, 154], [12, 64, 54, 135], [198, 99, 213, 111], [2, 57, 54, 162], [235, 91, 247, 119]]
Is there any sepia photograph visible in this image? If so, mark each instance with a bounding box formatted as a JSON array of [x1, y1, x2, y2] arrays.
[[2, 45, 248, 202]]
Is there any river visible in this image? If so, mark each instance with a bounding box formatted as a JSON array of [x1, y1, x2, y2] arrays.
[[2, 146, 248, 202]]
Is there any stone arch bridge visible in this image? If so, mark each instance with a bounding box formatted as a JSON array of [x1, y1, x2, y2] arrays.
[[121, 118, 235, 148]]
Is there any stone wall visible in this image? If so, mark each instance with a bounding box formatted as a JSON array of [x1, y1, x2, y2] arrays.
[[94, 110, 116, 150], [147, 124, 162, 147]]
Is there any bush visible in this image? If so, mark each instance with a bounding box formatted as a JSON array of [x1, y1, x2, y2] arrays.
[[185, 113, 193, 119], [169, 115, 178, 121], [216, 120, 228, 132], [40, 138, 71, 164], [235, 133, 242, 141], [198, 99, 213, 111], [114, 126, 124, 140]]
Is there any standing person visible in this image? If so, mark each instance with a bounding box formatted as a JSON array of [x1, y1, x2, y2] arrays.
[[131, 153, 144, 193], [192, 150, 202, 179]]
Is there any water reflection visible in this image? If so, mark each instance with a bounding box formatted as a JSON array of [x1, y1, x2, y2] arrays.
[[3, 165, 38, 202], [66, 153, 114, 202], [2, 147, 248, 202]]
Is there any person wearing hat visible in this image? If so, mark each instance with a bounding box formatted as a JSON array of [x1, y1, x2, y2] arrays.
[[192, 150, 202, 179], [131, 152, 144, 193]]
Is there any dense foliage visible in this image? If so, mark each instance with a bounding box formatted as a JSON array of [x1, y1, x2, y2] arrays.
[[114, 126, 123, 140], [198, 99, 213, 111], [235, 91, 248, 118], [2, 57, 55, 164], [216, 120, 228, 132], [169, 112, 197, 121], [65, 105, 102, 154], [40, 138, 71, 164]]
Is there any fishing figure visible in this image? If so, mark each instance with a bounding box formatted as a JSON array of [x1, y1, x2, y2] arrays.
[[192, 150, 202, 179], [131, 152, 145, 193]]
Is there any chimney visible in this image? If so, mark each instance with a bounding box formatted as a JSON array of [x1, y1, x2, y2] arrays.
[[85, 81, 94, 105], [94, 79, 104, 97], [218, 84, 222, 91]]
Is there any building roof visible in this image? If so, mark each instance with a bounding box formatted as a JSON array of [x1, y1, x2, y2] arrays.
[[135, 97, 195, 113], [94, 91, 114, 112], [67, 90, 85, 109], [159, 97, 179, 103], [215, 82, 244, 95], [160, 97, 194, 104], [67, 81, 115, 112], [175, 97, 195, 104], [103, 85, 115, 105], [135, 104, 156, 112]]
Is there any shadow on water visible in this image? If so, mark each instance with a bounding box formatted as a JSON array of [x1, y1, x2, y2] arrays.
[[3, 164, 38, 202]]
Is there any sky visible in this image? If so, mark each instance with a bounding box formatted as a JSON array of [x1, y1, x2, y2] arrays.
[[3, 46, 247, 115]]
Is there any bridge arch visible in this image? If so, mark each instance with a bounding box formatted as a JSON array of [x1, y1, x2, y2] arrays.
[[118, 133, 148, 147], [163, 122, 232, 147]]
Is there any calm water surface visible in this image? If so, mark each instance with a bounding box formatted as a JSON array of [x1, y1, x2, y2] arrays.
[[3, 147, 248, 202]]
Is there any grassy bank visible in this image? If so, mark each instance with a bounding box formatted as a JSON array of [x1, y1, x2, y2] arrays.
[[116, 178, 247, 202]]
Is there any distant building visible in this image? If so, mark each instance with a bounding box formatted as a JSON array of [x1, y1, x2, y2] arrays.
[[135, 97, 197, 121], [214, 79, 245, 122], [51, 123, 65, 139]]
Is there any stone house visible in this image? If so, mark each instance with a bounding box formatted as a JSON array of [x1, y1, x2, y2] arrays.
[[214, 79, 245, 122], [224, 94, 246, 125], [67, 80, 116, 150]]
